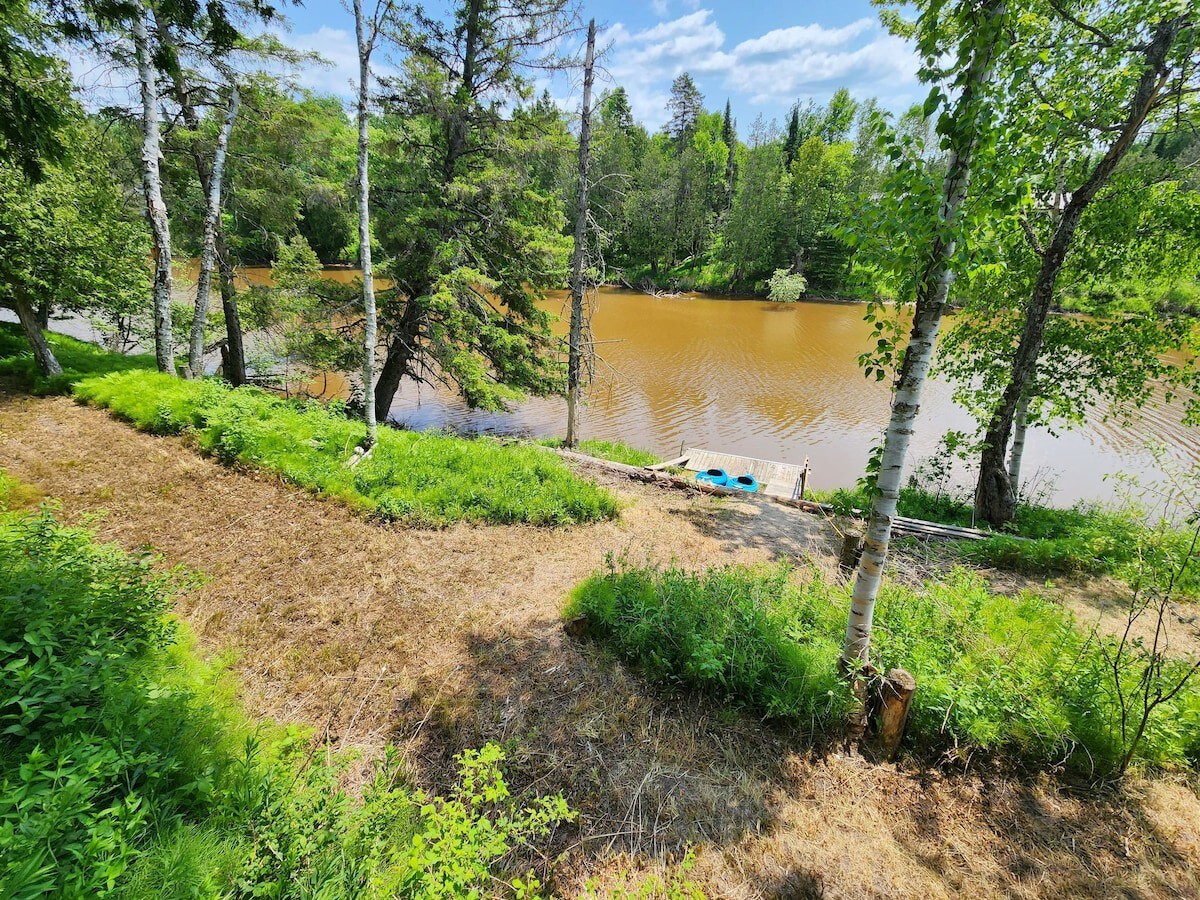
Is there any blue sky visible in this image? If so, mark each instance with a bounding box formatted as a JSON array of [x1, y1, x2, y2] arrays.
[[275, 0, 923, 130]]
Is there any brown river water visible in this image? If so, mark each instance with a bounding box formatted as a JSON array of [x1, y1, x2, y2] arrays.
[[24, 263, 1200, 508]]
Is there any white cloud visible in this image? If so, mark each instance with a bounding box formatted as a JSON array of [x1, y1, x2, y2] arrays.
[[283, 26, 360, 97], [599, 9, 920, 129]]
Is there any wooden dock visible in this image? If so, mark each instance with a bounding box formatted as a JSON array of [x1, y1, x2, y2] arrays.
[[655, 445, 998, 542], [671, 447, 811, 500]]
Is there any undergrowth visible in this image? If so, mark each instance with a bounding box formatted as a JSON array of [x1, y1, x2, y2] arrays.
[[74, 370, 618, 527], [811, 483, 1199, 594], [0, 321, 155, 394], [566, 558, 1200, 775], [0, 493, 576, 897]]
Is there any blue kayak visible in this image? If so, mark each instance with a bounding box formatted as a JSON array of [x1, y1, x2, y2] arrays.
[[726, 474, 760, 492], [696, 468, 729, 486]]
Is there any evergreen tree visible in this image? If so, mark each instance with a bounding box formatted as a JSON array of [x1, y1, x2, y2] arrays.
[[721, 99, 737, 205], [666, 72, 703, 142]]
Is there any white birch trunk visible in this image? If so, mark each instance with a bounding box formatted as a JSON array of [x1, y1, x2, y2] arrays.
[[133, 6, 175, 374], [354, 0, 378, 448], [187, 82, 239, 379], [565, 19, 596, 449], [1008, 392, 1030, 496], [842, 0, 1007, 668]]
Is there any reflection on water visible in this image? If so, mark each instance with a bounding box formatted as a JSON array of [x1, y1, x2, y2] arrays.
[[380, 287, 1199, 508]]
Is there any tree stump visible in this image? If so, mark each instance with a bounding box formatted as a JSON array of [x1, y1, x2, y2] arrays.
[[838, 526, 864, 578], [872, 668, 917, 760]]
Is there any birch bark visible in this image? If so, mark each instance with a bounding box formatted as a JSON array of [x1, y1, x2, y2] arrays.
[[843, 0, 1007, 668], [133, 5, 175, 374], [187, 83, 239, 379]]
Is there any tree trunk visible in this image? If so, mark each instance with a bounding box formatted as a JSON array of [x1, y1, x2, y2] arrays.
[[1007, 392, 1030, 497], [975, 15, 1184, 527], [565, 20, 596, 449], [215, 230, 245, 385], [12, 292, 62, 377], [374, 327, 416, 422], [133, 6, 175, 375], [36, 299, 50, 330], [354, 0, 379, 449], [186, 83, 239, 379], [842, 0, 1006, 670]]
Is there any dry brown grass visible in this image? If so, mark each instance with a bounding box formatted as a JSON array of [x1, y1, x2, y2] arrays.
[[2, 387, 1198, 899]]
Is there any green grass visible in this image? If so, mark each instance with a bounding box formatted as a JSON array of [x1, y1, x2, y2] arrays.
[[566, 559, 1200, 775], [810, 484, 1198, 593], [0, 321, 156, 394], [74, 370, 619, 527], [539, 437, 662, 468], [0, 492, 574, 897]]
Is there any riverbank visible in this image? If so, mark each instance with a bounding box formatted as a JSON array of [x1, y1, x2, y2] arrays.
[[3, 381, 1200, 896]]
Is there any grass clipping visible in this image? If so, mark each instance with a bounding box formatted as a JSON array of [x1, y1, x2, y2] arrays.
[[74, 370, 619, 527]]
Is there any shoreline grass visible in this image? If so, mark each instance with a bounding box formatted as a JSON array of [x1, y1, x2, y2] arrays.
[[73, 370, 619, 527], [537, 437, 663, 468], [811, 483, 1199, 594]]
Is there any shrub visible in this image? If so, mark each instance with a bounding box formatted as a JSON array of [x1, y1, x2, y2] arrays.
[[567, 560, 1200, 774], [74, 370, 619, 527], [0, 501, 575, 897], [0, 321, 156, 394]]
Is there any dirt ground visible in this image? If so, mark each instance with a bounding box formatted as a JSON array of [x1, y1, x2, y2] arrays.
[[2, 389, 1199, 899]]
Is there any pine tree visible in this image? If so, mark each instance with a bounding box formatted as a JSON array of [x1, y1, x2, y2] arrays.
[[666, 72, 703, 142], [783, 105, 800, 166], [721, 98, 737, 204]]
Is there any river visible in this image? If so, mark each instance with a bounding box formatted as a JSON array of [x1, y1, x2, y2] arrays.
[[25, 263, 1200, 508]]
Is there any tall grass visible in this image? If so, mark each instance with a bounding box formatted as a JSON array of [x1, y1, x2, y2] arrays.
[[539, 437, 662, 468], [0, 494, 575, 897], [567, 559, 1200, 774], [0, 321, 155, 394], [74, 370, 619, 527], [812, 483, 1198, 593]]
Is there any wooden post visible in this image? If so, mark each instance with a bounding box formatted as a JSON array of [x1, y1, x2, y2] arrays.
[[799, 456, 810, 500], [838, 526, 863, 577], [873, 668, 916, 760]]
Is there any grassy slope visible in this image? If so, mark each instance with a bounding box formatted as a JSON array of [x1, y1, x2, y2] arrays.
[[567, 560, 1200, 775], [0, 321, 155, 393], [74, 370, 619, 527], [0, 479, 574, 897]]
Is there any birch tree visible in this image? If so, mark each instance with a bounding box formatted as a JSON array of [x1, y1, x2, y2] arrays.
[[974, 3, 1199, 526], [132, 4, 175, 374], [842, 0, 1011, 668], [352, 0, 393, 449], [186, 80, 238, 378], [565, 18, 596, 448]]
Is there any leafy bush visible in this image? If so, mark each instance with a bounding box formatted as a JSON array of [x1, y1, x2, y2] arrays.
[[0, 502, 575, 897], [567, 560, 1200, 774], [74, 370, 619, 527], [0, 321, 156, 394]]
